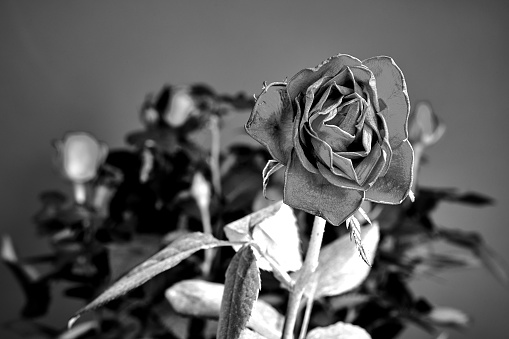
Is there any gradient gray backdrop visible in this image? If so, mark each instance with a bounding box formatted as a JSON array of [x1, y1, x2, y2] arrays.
[[1, 1, 508, 338]]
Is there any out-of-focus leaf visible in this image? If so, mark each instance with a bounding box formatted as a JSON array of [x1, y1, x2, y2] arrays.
[[154, 301, 190, 339], [166, 279, 283, 339], [221, 147, 269, 214], [415, 188, 493, 214], [427, 307, 470, 328], [452, 192, 493, 206], [3, 319, 59, 338], [413, 252, 481, 274], [107, 235, 161, 281], [306, 322, 371, 339], [437, 228, 509, 286], [240, 328, 268, 339], [217, 246, 261, 339], [226, 202, 301, 272], [312, 223, 380, 298], [1, 236, 51, 318], [57, 321, 99, 339], [72, 232, 235, 320], [329, 293, 371, 311]]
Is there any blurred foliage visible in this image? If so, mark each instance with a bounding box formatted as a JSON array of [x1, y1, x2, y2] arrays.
[[2, 84, 504, 339]]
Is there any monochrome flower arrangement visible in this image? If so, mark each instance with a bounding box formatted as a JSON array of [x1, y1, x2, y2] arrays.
[[2, 53, 503, 339]]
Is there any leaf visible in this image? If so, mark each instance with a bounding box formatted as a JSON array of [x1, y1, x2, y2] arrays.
[[107, 235, 161, 281], [329, 293, 371, 310], [166, 279, 283, 339], [217, 246, 261, 339], [438, 228, 509, 286], [72, 232, 234, 321], [306, 322, 372, 339], [225, 202, 302, 272], [240, 328, 269, 339], [224, 200, 283, 240], [312, 223, 380, 298], [1, 235, 51, 318], [415, 188, 493, 214], [57, 321, 99, 339], [453, 192, 493, 206], [427, 307, 470, 328]]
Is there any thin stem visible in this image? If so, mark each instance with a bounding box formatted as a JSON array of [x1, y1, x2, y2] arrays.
[[282, 216, 326, 339], [73, 183, 87, 204], [210, 115, 221, 196], [298, 279, 317, 339], [198, 203, 214, 277]]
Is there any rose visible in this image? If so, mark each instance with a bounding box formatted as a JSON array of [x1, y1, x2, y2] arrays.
[[245, 54, 414, 225]]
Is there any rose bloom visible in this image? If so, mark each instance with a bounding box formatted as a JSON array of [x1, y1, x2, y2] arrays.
[[245, 54, 414, 225]]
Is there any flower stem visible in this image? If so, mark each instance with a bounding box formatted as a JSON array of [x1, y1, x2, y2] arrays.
[[197, 203, 214, 277], [282, 215, 326, 339], [73, 183, 87, 204], [210, 115, 221, 196]]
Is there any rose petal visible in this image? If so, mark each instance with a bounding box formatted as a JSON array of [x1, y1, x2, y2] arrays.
[[245, 83, 294, 164], [338, 101, 361, 135], [354, 142, 387, 186], [304, 76, 333, 116], [293, 99, 319, 174], [307, 124, 357, 180], [310, 113, 354, 151], [316, 161, 363, 190], [288, 54, 363, 101], [362, 56, 410, 147], [310, 82, 348, 115], [365, 140, 414, 204], [284, 152, 364, 226], [350, 66, 379, 111]]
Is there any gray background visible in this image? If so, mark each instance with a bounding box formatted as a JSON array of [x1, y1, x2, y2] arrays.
[[1, 1, 508, 338]]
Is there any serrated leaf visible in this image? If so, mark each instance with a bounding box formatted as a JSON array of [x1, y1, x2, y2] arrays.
[[306, 322, 371, 339], [217, 246, 261, 339], [166, 279, 283, 339], [311, 223, 380, 298], [72, 232, 234, 320], [226, 202, 302, 272]]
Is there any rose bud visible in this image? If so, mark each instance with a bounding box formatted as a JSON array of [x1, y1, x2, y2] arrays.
[[408, 101, 445, 189], [163, 87, 198, 128], [246, 54, 414, 225], [54, 132, 108, 203]]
